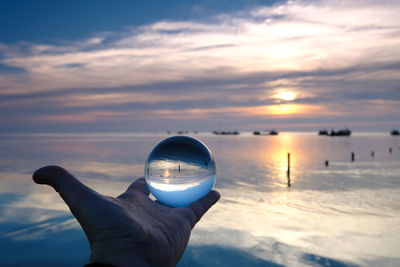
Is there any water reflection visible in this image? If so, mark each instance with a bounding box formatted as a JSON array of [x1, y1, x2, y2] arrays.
[[0, 133, 399, 266]]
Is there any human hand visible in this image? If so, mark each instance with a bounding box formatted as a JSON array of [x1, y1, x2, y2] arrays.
[[33, 166, 220, 267]]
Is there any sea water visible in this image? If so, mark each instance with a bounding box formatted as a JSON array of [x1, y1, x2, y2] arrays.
[[0, 132, 399, 266]]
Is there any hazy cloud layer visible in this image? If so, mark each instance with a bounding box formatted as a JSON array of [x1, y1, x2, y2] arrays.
[[1, 0, 399, 132]]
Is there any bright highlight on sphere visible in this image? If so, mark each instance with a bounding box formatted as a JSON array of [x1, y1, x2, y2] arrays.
[[145, 136, 216, 207], [276, 91, 297, 101]]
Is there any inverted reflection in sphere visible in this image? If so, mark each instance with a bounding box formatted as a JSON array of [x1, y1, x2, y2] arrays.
[[145, 136, 216, 207]]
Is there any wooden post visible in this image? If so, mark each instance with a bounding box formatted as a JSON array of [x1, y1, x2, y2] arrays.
[[287, 153, 291, 187], [351, 152, 355, 162], [325, 160, 329, 167]]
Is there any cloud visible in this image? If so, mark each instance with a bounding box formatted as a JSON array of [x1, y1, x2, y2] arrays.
[[0, 0, 400, 131]]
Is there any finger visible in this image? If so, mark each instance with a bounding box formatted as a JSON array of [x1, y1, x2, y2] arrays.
[[119, 177, 150, 198], [184, 190, 220, 228], [33, 165, 100, 218]]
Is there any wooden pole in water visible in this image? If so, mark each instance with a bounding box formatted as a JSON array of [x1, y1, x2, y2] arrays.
[[325, 160, 329, 167], [287, 152, 291, 187], [389, 147, 392, 154], [351, 152, 355, 162]]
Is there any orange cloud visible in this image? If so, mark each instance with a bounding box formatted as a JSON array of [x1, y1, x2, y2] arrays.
[[151, 104, 329, 119], [33, 111, 129, 123]]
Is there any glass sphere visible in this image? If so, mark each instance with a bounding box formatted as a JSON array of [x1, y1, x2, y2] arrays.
[[145, 136, 216, 207]]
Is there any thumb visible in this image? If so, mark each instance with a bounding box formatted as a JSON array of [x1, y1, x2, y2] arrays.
[[33, 165, 101, 220]]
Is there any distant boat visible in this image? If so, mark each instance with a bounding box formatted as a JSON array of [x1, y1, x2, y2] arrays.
[[212, 130, 240, 135], [318, 129, 328, 135], [253, 130, 279, 136], [318, 128, 351, 137], [391, 129, 400, 136], [269, 130, 278, 135], [329, 129, 351, 136]]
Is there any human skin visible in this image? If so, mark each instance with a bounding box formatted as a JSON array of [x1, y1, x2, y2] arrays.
[[33, 165, 220, 267]]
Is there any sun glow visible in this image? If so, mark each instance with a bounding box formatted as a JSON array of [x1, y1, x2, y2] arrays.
[[266, 104, 301, 115], [275, 91, 297, 101]]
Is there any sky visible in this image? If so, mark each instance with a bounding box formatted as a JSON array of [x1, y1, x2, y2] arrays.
[[1, 0, 400, 133]]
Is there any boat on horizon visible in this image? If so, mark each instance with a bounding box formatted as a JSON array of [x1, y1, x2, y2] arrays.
[[328, 129, 351, 136], [318, 128, 351, 136], [253, 130, 279, 136], [318, 129, 328, 135], [212, 130, 240, 135], [391, 129, 400, 136]]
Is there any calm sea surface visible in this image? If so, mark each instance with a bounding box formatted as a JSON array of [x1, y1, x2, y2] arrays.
[[0, 132, 399, 266]]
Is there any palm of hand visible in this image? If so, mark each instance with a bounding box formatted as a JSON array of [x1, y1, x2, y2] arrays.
[[33, 166, 220, 267]]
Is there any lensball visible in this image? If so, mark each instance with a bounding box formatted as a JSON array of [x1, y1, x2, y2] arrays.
[[145, 136, 216, 207]]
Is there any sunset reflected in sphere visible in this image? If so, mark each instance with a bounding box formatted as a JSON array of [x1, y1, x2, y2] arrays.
[[145, 136, 216, 207]]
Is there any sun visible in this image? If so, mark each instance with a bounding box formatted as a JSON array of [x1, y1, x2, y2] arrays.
[[275, 91, 297, 101]]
